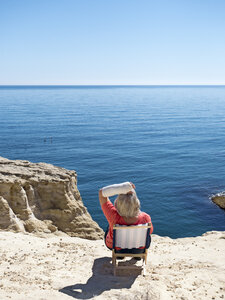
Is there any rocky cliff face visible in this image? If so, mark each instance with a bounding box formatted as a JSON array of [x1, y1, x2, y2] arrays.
[[211, 192, 225, 209], [0, 157, 103, 239]]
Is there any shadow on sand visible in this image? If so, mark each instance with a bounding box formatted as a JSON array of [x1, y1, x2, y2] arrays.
[[59, 256, 141, 299]]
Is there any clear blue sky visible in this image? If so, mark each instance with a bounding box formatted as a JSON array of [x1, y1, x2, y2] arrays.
[[1, 0, 225, 85]]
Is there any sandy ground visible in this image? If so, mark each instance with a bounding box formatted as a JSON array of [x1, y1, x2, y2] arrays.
[[0, 231, 224, 300]]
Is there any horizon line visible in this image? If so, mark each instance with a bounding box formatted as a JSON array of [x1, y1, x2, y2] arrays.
[[0, 84, 225, 87]]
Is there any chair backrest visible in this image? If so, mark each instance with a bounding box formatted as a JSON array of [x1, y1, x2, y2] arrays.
[[113, 223, 151, 249]]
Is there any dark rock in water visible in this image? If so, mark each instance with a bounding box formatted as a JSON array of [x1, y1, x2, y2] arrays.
[[211, 193, 225, 209], [0, 156, 103, 239]]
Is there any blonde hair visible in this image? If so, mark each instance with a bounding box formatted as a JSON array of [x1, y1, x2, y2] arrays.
[[114, 191, 140, 218]]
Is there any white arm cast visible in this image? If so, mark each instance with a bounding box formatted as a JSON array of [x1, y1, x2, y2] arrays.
[[102, 182, 133, 197]]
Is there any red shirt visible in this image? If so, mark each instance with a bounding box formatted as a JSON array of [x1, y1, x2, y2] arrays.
[[101, 200, 153, 249]]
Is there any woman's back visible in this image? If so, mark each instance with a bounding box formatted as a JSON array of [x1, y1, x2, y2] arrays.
[[101, 200, 152, 249]]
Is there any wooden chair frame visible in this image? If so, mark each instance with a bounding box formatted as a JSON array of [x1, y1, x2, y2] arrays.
[[112, 223, 151, 276]]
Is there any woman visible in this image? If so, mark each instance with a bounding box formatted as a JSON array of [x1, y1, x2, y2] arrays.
[[99, 181, 153, 250]]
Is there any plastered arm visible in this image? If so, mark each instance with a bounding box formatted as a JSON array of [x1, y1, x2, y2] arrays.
[[102, 182, 133, 197]]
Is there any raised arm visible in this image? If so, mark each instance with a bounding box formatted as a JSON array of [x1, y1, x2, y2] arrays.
[[99, 182, 134, 206], [99, 189, 109, 206]]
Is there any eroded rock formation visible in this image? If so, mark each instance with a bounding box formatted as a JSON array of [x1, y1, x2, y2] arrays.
[[0, 157, 103, 239], [211, 192, 225, 209]]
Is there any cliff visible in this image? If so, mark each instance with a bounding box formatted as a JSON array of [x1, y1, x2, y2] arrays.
[[0, 231, 224, 300], [0, 157, 103, 239], [211, 192, 225, 209]]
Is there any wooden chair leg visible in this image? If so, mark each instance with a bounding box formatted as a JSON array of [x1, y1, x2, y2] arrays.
[[144, 249, 148, 264], [112, 250, 116, 265], [112, 250, 117, 276], [143, 261, 146, 276], [114, 265, 117, 276]]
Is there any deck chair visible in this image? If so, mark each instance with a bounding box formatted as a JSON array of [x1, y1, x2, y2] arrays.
[[112, 223, 151, 276]]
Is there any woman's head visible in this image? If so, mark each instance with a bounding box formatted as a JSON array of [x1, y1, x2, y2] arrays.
[[114, 190, 140, 218]]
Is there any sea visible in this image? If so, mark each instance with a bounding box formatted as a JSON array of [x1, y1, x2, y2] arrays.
[[0, 85, 225, 238]]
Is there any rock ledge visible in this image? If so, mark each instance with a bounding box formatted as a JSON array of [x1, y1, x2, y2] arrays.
[[0, 157, 103, 239], [211, 192, 225, 209]]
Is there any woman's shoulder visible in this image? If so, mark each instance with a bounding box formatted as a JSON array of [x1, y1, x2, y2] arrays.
[[138, 211, 151, 223]]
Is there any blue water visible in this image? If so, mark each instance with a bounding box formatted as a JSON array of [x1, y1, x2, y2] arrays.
[[0, 85, 225, 238]]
